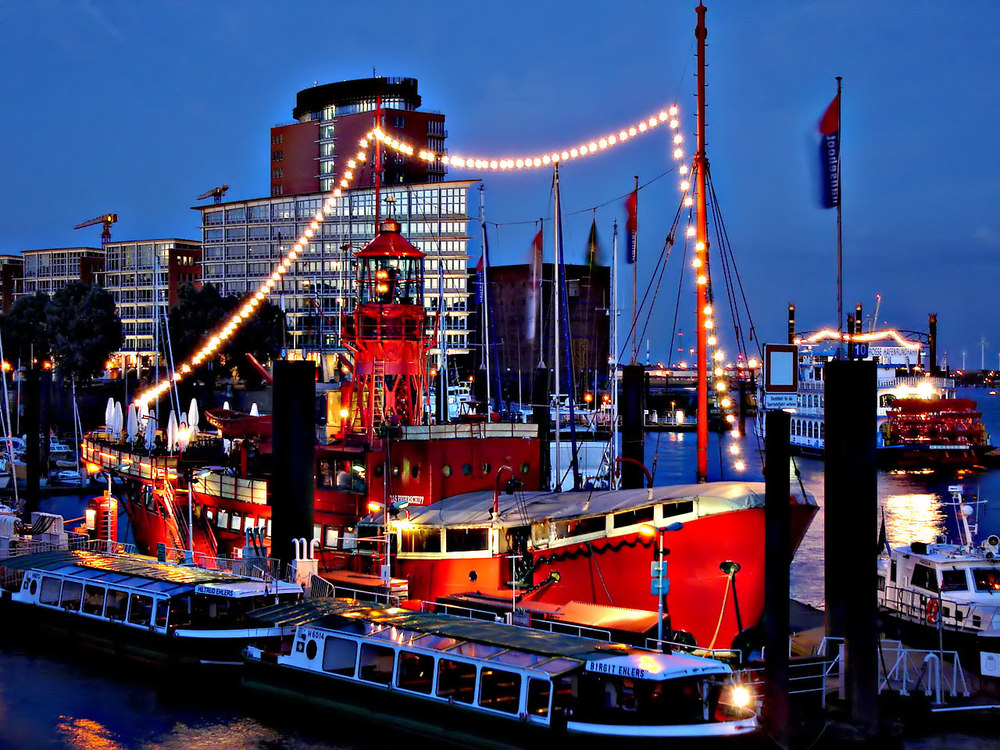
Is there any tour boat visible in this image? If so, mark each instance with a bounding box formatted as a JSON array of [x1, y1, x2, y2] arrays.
[[786, 326, 991, 468], [243, 597, 759, 745], [0, 547, 302, 667], [877, 485, 1000, 674]]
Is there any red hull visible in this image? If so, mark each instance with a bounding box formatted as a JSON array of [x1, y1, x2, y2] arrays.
[[394, 503, 816, 649]]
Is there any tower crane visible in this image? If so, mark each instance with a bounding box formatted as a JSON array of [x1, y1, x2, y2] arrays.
[[73, 213, 118, 248], [196, 185, 229, 204]]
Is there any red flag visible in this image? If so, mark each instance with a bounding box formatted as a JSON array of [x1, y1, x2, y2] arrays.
[[624, 190, 638, 263]]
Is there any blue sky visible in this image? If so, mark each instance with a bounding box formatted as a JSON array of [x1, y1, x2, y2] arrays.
[[1, 1, 998, 369]]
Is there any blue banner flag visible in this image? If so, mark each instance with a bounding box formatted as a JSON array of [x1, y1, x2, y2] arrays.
[[818, 94, 840, 208]]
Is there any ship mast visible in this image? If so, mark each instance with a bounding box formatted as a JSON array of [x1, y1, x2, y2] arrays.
[[694, 3, 709, 482]]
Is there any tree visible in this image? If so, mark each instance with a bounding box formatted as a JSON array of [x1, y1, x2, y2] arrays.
[[1, 292, 50, 366], [47, 282, 122, 381], [166, 283, 285, 387]]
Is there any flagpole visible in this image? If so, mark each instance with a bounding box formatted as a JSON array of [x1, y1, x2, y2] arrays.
[[835, 76, 844, 356], [695, 3, 709, 483]]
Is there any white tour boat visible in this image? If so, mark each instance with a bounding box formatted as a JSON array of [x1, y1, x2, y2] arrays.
[[877, 484, 1000, 675], [244, 597, 759, 746]]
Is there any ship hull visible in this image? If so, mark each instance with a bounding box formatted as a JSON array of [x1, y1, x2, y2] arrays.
[[394, 502, 817, 649]]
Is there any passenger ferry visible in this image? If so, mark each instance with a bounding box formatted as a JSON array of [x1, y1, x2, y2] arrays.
[[0, 548, 302, 667], [244, 597, 759, 745], [788, 326, 991, 467], [877, 485, 1000, 674]]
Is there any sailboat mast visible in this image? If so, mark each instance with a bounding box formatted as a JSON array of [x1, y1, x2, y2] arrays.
[[695, 3, 710, 483], [611, 220, 620, 489], [479, 186, 492, 411], [835, 76, 844, 353], [553, 164, 562, 489]]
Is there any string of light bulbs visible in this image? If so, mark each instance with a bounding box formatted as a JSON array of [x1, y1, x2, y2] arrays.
[[136, 104, 685, 408]]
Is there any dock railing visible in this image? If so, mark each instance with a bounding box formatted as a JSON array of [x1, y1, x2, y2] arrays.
[[309, 574, 402, 606]]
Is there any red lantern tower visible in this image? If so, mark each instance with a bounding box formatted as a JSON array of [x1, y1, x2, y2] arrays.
[[343, 218, 433, 443]]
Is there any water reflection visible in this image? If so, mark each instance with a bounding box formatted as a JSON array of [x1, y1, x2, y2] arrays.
[[881, 493, 945, 548]]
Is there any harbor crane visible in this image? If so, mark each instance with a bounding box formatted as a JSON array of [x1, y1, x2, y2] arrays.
[[196, 185, 229, 204], [73, 213, 117, 248]]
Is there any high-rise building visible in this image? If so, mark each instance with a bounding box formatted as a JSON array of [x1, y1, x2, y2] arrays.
[[101, 239, 202, 369], [271, 77, 447, 197], [15, 247, 104, 300], [195, 180, 474, 381]]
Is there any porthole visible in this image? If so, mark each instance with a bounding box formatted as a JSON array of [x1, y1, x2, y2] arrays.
[[306, 639, 318, 660], [442, 465, 452, 477], [411, 465, 419, 479], [521, 463, 530, 475], [482, 463, 491, 475], [462, 464, 472, 476], [373, 464, 384, 478]]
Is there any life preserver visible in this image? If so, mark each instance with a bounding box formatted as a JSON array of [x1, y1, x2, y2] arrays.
[[925, 598, 939, 625]]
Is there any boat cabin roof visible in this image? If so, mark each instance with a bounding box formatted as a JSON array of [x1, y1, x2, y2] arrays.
[[252, 598, 730, 680], [4, 550, 300, 598], [401, 481, 793, 529], [894, 543, 1000, 568]]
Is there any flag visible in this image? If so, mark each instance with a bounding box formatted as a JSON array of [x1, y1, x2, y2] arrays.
[[474, 254, 484, 305], [585, 218, 600, 269], [624, 190, 638, 264], [526, 227, 543, 341], [818, 93, 840, 208]]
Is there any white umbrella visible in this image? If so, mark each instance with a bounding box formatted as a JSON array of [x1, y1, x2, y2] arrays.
[[167, 410, 178, 452], [104, 397, 115, 433], [112, 401, 124, 440], [187, 398, 200, 437], [178, 419, 190, 452], [144, 415, 157, 451], [126, 404, 138, 443], [249, 403, 259, 416], [223, 400, 231, 411], [138, 400, 149, 423]]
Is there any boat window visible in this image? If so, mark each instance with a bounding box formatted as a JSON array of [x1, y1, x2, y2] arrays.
[[420, 634, 460, 651], [551, 516, 606, 541], [397, 651, 435, 694], [230, 513, 242, 532], [495, 650, 545, 668], [401, 528, 442, 553], [206, 509, 215, 524], [127, 594, 154, 626], [436, 658, 476, 703], [217, 509, 229, 529], [479, 667, 521, 714], [323, 526, 339, 549], [39, 576, 61, 606], [322, 635, 358, 676], [445, 527, 489, 552], [169, 596, 193, 628], [527, 678, 551, 717], [358, 643, 394, 685], [534, 658, 581, 675], [82, 585, 105, 615], [60, 580, 83, 612], [661, 500, 694, 519], [450, 642, 503, 659], [154, 600, 168, 628], [910, 564, 939, 592], [973, 568, 1000, 592], [105, 590, 128, 620], [613, 506, 654, 529], [941, 570, 969, 592]]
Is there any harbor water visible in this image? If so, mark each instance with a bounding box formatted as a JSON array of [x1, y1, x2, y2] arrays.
[[3, 387, 1000, 748]]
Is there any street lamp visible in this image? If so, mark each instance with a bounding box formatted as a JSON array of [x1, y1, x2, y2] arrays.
[[639, 520, 684, 647]]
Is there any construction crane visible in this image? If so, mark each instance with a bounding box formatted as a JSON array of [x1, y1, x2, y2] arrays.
[[73, 213, 117, 248], [196, 185, 229, 204]]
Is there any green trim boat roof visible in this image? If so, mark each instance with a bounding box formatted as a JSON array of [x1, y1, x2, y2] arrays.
[[253, 597, 629, 660]]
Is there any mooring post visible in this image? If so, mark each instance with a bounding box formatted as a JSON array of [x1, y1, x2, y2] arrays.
[[621, 364, 645, 489], [269, 360, 316, 571], [764, 408, 791, 746], [825, 359, 879, 737]]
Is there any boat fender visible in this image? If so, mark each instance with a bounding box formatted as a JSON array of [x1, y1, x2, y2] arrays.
[[925, 599, 939, 625]]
